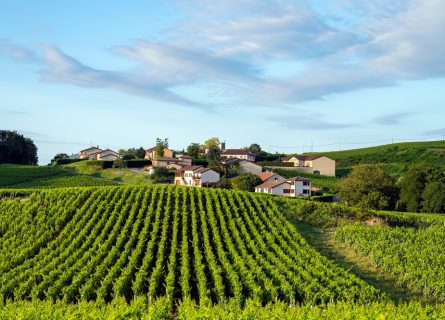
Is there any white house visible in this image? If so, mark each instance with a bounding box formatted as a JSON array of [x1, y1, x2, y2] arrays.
[[255, 177, 311, 197], [96, 149, 120, 161], [174, 165, 220, 187], [221, 149, 256, 162], [257, 171, 285, 183], [222, 158, 262, 175], [282, 155, 336, 177]]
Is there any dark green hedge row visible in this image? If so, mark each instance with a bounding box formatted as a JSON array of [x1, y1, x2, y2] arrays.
[[53, 159, 87, 165], [257, 161, 294, 167]]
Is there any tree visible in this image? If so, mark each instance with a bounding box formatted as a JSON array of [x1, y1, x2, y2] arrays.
[[0, 130, 38, 165], [113, 158, 126, 169], [398, 164, 445, 213], [206, 145, 221, 167], [231, 173, 262, 191], [202, 137, 220, 149], [156, 138, 169, 158], [186, 143, 201, 158], [150, 167, 175, 184], [336, 165, 398, 210], [422, 181, 445, 213], [51, 153, 69, 162], [136, 147, 146, 159], [247, 143, 261, 154]]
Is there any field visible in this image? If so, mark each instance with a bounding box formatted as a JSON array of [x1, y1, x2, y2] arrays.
[[0, 164, 116, 188], [308, 140, 445, 174], [0, 186, 380, 307]]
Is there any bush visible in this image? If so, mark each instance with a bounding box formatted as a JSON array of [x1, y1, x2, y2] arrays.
[[231, 174, 262, 191], [125, 160, 152, 168], [53, 159, 87, 165]]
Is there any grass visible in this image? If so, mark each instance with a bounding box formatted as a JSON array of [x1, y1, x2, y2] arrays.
[[293, 222, 431, 303], [65, 161, 153, 185], [307, 140, 445, 174]]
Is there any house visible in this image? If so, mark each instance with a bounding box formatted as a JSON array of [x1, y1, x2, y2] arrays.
[[221, 149, 256, 162], [257, 171, 285, 183], [222, 158, 262, 175], [174, 165, 220, 187], [282, 155, 336, 176], [255, 177, 311, 197], [79, 146, 103, 160], [145, 146, 174, 160], [152, 155, 193, 169], [97, 149, 120, 161]]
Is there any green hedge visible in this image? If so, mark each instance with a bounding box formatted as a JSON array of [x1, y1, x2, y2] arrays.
[[257, 161, 294, 167], [53, 159, 87, 165], [125, 160, 152, 168]]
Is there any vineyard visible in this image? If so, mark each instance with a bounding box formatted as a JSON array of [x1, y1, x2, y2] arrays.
[[335, 224, 445, 302], [0, 185, 381, 307], [0, 164, 115, 188]]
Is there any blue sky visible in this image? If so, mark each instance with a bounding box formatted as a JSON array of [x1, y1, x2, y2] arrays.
[[1, 0, 445, 164]]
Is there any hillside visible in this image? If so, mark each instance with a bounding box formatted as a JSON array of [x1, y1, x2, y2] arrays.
[[0, 164, 115, 188], [2, 185, 445, 318], [307, 140, 445, 175]]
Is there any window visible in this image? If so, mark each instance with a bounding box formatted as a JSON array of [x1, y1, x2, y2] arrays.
[[283, 189, 292, 194], [303, 181, 310, 186], [303, 189, 309, 194]]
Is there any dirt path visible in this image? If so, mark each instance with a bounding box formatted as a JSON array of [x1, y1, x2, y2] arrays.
[[293, 222, 432, 303]]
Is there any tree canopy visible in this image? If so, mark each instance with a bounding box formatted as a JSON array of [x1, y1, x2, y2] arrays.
[[336, 164, 398, 210], [186, 143, 201, 158], [0, 130, 38, 165], [156, 138, 169, 158]]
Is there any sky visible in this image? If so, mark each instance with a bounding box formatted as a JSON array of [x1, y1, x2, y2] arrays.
[[1, 0, 445, 164]]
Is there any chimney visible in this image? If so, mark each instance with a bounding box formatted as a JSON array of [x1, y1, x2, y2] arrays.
[[220, 141, 226, 150]]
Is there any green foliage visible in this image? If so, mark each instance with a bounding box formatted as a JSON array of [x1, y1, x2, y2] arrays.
[[335, 224, 445, 301], [112, 158, 126, 169], [150, 167, 175, 184], [230, 173, 262, 191], [0, 186, 380, 306], [398, 164, 445, 213], [51, 153, 69, 162], [247, 143, 261, 154], [202, 137, 220, 149], [156, 138, 169, 158], [0, 130, 38, 165], [186, 143, 201, 158], [206, 145, 221, 167], [119, 147, 146, 160], [336, 165, 398, 210], [258, 161, 294, 167]]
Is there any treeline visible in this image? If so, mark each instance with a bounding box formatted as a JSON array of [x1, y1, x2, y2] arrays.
[[0, 130, 38, 165], [336, 164, 445, 213]]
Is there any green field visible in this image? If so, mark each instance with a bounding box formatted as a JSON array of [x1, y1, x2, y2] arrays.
[[308, 140, 445, 174], [0, 164, 115, 188]]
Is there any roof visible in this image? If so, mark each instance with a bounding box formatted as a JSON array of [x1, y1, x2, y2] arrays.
[[281, 156, 292, 161], [179, 165, 204, 172], [287, 176, 311, 182], [257, 172, 277, 181], [221, 149, 253, 156], [80, 146, 102, 153], [99, 149, 119, 155], [255, 180, 290, 190], [282, 155, 323, 161], [178, 155, 192, 159], [221, 158, 240, 165]]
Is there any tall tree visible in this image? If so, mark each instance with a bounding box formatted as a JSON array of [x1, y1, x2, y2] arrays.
[[202, 137, 220, 149], [186, 142, 201, 158], [206, 145, 221, 167], [136, 147, 146, 159], [0, 130, 38, 165], [336, 164, 398, 210], [156, 138, 169, 158], [247, 143, 261, 154]]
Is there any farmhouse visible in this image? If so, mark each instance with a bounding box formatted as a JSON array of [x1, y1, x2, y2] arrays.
[[96, 149, 120, 161], [79, 146, 103, 160], [221, 149, 256, 162], [257, 171, 285, 183], [174, 165, 220, 187], [282, 155, 336, 176], [145, 146, 174, 160], [255, 177, 311, 197], [152, 155, 193, 169], [222, 158, 262, 175]]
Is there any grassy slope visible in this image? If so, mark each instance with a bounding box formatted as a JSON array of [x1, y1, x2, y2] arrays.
[[307, 140, 445, 174], [65, 161, 152, 185]]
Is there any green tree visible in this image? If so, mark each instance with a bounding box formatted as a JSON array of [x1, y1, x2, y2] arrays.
[[51, 153, 69, 162], [113, 158, 126, 169], [0, 130, 38, 165], [398, 164, 437, 212], [136, 147, 146, 159], [206, 145, 221, 167], [156, 138, 169, 158], [231, 173, 262, 191], [422, 181, 445, 213], [150, 167, 175, 184], [247, 143, 261, 154], [336, 165, 398, 210], [186, 143, 201, 158], [202, 137, 220, 149]]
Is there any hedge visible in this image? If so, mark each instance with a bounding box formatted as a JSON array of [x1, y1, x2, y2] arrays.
[[257, 161, 294, 167], [52, 159, 87, 165], [125, 160, 152, 168]]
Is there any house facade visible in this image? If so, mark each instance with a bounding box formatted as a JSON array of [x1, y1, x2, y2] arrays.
[[255, 177, 311, 197], [97, 149, 120, 161], [79, 147, 103, 160], [221, 149, 256, 162], [282, 155, 336, 176], [145, 146, 174, 160], [174, 165, 220, 187]]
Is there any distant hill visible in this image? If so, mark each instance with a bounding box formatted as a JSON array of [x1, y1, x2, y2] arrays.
[[307, 140, 445, 175]]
